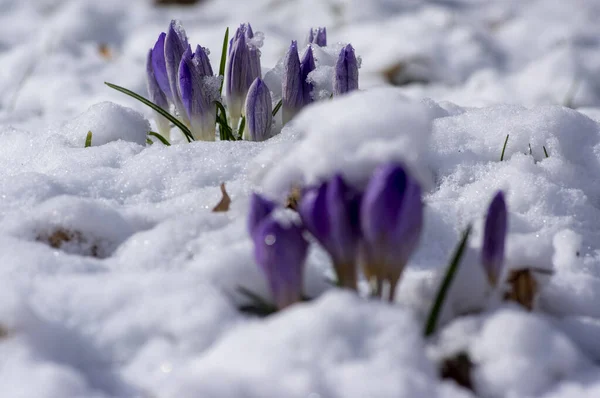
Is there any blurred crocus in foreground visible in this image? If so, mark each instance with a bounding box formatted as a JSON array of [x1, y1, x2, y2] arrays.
[[247, 193, 276, 235], [360, 162, 423, 301], [333, 44, 359, 96], [481, 191, 507, 286], [244, 78, 273, 141], [299, 174, 362, 290], [252, 216, 308, 309]]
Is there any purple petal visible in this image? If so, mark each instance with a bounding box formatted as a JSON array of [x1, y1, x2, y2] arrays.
[[314, 27, 327, 47], [300, 45, 316, 105], [247, 193, 277, 235], [282, 41, 303, 124], [165, 20, 190, 123], [253, 217, 308, 309], [298, 182, 331, 245], [146, 49, 170, 135], [226, 29, 251, 123], [333, 44, 359, 96], [245, 78, 273, 141], [194, 45, 213, 76], [151, 32, 172, 100], [481, 191, 507, 285]]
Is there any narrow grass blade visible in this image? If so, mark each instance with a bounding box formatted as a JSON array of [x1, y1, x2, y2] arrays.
[[543, 146, 549, 158], [104, 82, 194, 143], [84, 131, 93, 148], [219, 27, 229, 95], [148, 131, 171, 146], [272, 99, 282, 117], [146, 138, 153, 145], [424, 224, 472, 337], [238, 116, 246, 140], [215, 102, 234, 140], [500, 134, 509, 161]]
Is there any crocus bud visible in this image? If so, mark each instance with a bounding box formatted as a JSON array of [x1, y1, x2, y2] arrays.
[[178, 46, 216, 141], [146, 49, 171, 138], [247, 193, 277, 235], [165, 20, 190, 125], [244, 78, 273, 141], [194, 44, 213, 77], [481, 191, 507, 287], [151, 32, 172, 101], [226, 26, 252, 129], [282, 41, 303, 124], [300, 45, 316, 105], [360, 162, 423, 301], [245, 23, 262, 82], [299, 174, 361, 290], [333, 44, 359, 96], [308, 27, 327, 47], [253, 216, 308, 310]]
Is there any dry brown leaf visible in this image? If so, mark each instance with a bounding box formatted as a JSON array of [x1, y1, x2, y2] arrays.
[[285, 186, 302, 211], [503, 267, 552, 310], [212, 183, 231, 212], [98, 43, 112, 60]]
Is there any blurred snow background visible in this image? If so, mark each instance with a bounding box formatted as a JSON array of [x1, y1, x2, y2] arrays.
[[1, 0, 600, 397]]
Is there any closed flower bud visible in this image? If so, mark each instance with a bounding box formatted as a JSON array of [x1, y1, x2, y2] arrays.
[[333, 44, 359, 96], [282, 41, 303, 124], [253, 217, 308, 309], [244, 78, 273, 141], [299, 174, 361, 289], [146, 49, 171, 138], [360, 162, 423, 301], [178, 46, 216, 141], [481, 191, 507, 287], [300, 45, 316, 105], [151, 32, 172, 101], [165, 20, 190, 125]]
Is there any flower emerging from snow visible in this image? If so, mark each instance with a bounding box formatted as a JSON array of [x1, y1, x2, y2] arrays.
[[307, 27, 327, 47], [282, 41, 303, 124], [299, 174, 362, 290], [244, 78, 273, 141], [178, 45, 218, 140], [333, 44, 359, 96], [146, 49, 170, 137], [360, 162, 423, 301], [252, 215, 308, 309], [481, 191, 507, 287], [226, 23, 262, 130]]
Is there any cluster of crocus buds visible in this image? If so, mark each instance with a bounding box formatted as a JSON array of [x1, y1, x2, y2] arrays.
[[145, 21, 359, 142], [147, 20, 220, 141], [480, 191, 507, 287], [248, 162, 424, 308]]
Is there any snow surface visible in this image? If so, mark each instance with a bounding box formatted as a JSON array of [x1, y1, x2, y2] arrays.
[[1, 0, 600, 397]]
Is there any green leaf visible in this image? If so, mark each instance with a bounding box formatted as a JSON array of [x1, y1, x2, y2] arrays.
[[148, 131, 171, 146], [84, 131, 93, 148], [146, 138, 153, 145], [104, 82, 194, 143], [218, 27, 229, 95], [500, 134, 509, 161], [543, 146, 549, 158], [272, 99, 282, 117], [238, 116, 246, 140], [215, 102, 234, 140], [424, 224, 472, 337]]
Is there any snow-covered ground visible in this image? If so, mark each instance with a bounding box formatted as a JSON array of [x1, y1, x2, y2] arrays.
[[1, 0, 600, 397]]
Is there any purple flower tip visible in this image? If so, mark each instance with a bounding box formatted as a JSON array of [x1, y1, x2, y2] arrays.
[[360, 162, 423, 300], [481, 191, 508, 286], [282, 40, 303, 124], [308, 27, 327, 47], [245, 78, 273, 141], [248, 193, 277, 235], [253, 216, 308, 309], [151, 32, 172, 100], [300, 46, 316, 105], [333, 44, 359, 96]]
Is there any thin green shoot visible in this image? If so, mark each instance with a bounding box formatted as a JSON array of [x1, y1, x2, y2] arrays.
[[148, 131, 171, 146], [85, 131, 93, 148], [500, 134, 509, 161]]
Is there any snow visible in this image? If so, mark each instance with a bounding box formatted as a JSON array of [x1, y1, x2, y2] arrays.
[[0, 0, 600, 397]]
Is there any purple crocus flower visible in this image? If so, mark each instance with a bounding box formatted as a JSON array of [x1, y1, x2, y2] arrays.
[[481, 191, 507, 286], [299, 45, 316, 105], [146, 49, 171, 137], [360, 162, 423, 301], [178, 46, 216, 140], [226, 24, 261, 130], [333, 44, 359, 96], [151, 32, 172, 101], [194, 44, 213, 77], [299, 174, 361, 289], [253, 216, 308, 309], [308, 27, 327, 47], [247, 193, 277, 235], [282, 41, 303, 124], [245, 78, 273, 141], [165, 20, 190, 125]]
